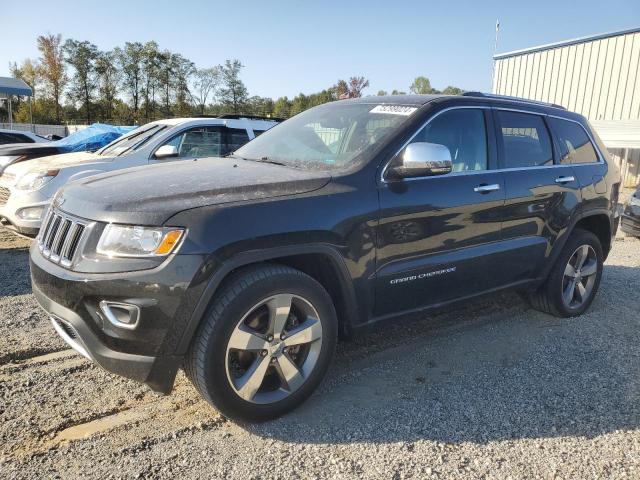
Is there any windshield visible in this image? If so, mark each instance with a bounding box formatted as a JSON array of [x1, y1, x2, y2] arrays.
[[99, 124, 167, 156], [234, 103, 416, 170]]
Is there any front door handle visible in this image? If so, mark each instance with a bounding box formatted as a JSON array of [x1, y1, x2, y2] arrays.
[[555, 175, 576, 184], [474, 183, 500, 193]]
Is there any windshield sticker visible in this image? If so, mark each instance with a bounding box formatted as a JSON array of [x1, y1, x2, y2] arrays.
[[370, 105, 417, 116]]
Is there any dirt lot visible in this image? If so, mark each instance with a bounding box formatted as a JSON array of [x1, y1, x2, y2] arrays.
[[1, 226, 639, 479]]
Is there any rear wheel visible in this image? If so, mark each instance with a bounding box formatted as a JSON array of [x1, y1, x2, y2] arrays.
[[185, 264, 337, 422], [530, 229, 603, 317]]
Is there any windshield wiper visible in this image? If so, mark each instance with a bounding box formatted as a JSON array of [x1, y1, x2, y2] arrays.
[[246, 156, 287, 166]]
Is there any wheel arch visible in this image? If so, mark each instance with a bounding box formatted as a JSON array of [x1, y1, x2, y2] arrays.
[[573, 212, 612, 259], [176, 245, 359, 355], [538, 209, 613, 284]]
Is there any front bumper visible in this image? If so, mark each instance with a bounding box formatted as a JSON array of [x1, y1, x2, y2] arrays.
[[30, 244, 209, 393], [0, 186, 49, 236], [621, 214, 640, 236]]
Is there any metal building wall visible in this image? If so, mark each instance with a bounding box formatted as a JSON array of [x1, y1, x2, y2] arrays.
[[493, 30, 640, 121]]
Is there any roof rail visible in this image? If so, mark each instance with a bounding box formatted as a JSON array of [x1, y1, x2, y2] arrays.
[[461, 91, 566, 110], [189, 114, 283, 121], [216, 114, 283, 121]]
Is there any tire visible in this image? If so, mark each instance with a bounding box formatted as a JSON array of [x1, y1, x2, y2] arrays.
[[530, 229, 604, 317], [184, 264, 338, 423]]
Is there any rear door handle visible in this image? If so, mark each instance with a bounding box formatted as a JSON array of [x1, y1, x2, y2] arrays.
[[474, 183, 500, 193], [555, 176, 576, 184]]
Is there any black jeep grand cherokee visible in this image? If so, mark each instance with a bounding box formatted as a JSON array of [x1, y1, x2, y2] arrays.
[[30, 93, 620, 422]]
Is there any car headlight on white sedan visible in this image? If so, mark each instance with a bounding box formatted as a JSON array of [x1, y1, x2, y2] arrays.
[[97, 224, 185, 258], [15, 170, 59, 191], [0, 155, 22, 168]]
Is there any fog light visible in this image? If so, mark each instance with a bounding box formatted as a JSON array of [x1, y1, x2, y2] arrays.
[[99, 301, 140, 330], [17, 206, 45, 220]]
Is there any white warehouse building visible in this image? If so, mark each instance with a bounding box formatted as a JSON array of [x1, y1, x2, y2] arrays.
[[492, 27, 640, 188]]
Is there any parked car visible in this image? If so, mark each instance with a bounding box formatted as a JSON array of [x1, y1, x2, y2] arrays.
[[0, 128, 50, 145], [30, 94, 620, 422], [0, 116, 277, 236], [0, 123, 134, 174], [620, 186, 640, 236]]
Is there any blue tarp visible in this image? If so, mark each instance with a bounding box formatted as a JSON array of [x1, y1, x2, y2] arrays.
[[53, 123, 135, 153]]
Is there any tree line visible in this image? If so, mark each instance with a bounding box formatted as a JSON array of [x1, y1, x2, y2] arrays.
[[6, 33, 463, 126]]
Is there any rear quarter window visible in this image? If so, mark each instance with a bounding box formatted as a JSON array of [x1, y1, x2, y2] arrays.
[[548, 117, 599, 164]]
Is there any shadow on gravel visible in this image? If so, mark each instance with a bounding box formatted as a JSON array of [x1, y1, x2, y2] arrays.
[[0, 244, 32, 297], [250, 265, 640, 446]]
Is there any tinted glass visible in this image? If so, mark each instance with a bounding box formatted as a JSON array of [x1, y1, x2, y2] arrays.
[[410, 109, 488, 172], [100, 124, 167, 156], [0, 132, 32, 144], [497, 111, 553, 168], [226, 128, 250, 154], [162, 126, 223, 158], [549, 118, 599, 164], [235, 103, 412, 171]]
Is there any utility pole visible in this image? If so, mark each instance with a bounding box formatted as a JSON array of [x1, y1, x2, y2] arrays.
[[491, 19, 500, 93]]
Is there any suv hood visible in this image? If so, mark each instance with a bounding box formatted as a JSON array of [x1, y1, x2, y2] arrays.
[[5, 151, 108, 178], [57, 157, 331, 225]]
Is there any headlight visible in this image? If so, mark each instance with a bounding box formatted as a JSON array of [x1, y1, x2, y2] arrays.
[[0, 155, 20, 168], [15, 170, 59, 191], [97, 224, 185, 258], [16, 206, 45, 220], [629, 195, 640, 207]]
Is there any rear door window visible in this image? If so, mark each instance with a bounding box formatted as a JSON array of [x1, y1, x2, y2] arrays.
[[225, 128, 251, 154], [496, 111, 553, 168], [548, 118, 599, 164]]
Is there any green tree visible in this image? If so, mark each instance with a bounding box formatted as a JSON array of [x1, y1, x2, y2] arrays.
[[63, 39, 99, 123], [116, 42, 145, 123], [10, 59, 39, 97], [376, 90, 387, 96], [192, 67, 221, 115], [410, 76, 437, 94], [172, 54, 195, 116], [37, 33, 67, 123], [95, 50, 120, 122], [441, 86, 464, 95], [218, 59, 248, 114], [141, 41, 160, 121]]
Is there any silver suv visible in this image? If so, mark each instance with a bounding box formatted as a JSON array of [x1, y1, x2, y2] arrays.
[[0, 116, 278, 236]]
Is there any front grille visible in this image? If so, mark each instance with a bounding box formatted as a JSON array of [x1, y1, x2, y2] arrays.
[[38, 209, 87, 267], [53, 316, 79, 339], [0, 186, 9, 206]]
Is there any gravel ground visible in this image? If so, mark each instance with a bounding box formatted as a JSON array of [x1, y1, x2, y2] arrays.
[[1, 225, 639, 479]]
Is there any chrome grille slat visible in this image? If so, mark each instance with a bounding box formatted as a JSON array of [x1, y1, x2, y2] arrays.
[[37, 208, 87, 268], [44, 215, 62, 251], [60, 223, 80, 260], [65, 224, 85, 262], [52, 219, 72, 257]]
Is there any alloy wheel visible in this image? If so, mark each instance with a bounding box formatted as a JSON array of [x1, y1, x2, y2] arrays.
[[224, 294, 323, 404], [561, 244, 598, 309]]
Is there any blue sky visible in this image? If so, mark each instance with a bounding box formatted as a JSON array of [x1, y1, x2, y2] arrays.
[[2, 0, 639, 98]]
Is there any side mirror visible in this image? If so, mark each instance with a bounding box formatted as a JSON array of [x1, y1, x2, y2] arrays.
[[389, 142, 452, 179], [154, 145, 179, 159]]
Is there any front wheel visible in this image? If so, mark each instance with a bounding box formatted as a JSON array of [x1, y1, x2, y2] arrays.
[[530, 229, 604, 317], [185, 264, 338, 422]]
